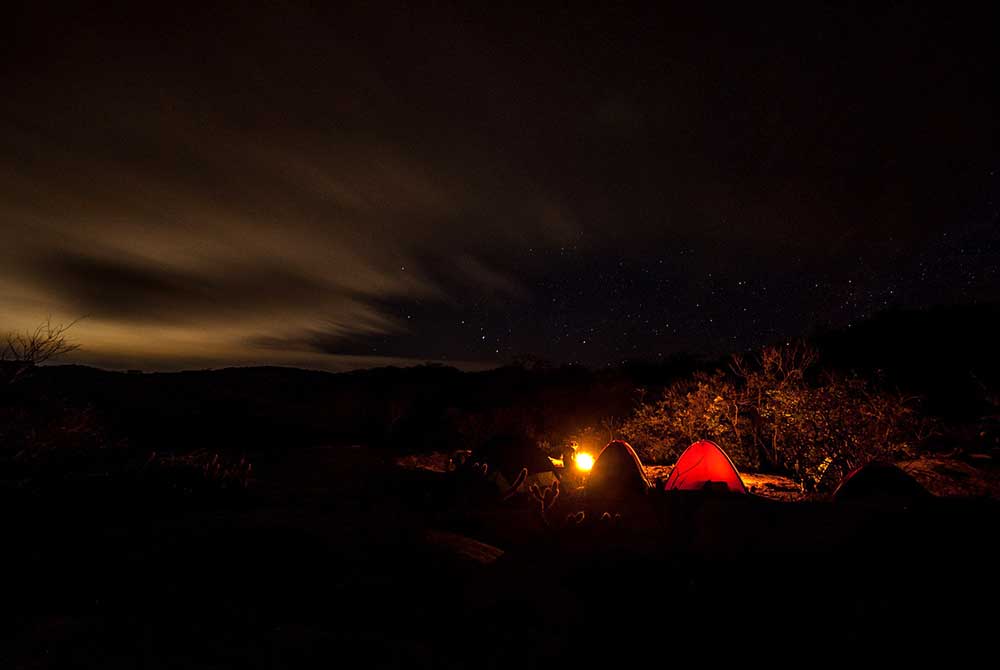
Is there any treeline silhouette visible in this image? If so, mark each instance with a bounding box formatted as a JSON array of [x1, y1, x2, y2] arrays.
[[3, 303, 997, 467]]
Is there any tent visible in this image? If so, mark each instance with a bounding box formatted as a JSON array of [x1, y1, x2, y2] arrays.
[[663, 440, 747, 494], [469, 434, 555, 481], [468, 433, 559, 493], [586, 440, 651, 498], [833, 461, 931, 502]]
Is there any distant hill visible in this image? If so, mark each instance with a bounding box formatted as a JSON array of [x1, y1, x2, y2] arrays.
[[11, 303, 997, 454]]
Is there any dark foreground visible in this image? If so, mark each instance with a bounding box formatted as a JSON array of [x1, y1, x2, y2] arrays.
[[3, 445, 997, 668]]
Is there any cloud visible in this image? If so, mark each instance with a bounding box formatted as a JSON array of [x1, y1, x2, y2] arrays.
[[0, 100, 559, 371], [2, 3, 995, 371], [30, 251, 346, 323]]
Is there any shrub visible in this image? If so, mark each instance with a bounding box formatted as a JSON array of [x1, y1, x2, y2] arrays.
[[140, 450, 254, 499], [620, 370, 747, 465], [621, 343, 931, 490]]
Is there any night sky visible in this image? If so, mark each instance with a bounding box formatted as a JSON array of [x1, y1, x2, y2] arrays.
[[3, 3, 998, 371]]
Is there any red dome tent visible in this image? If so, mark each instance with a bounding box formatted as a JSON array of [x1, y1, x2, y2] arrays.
[[663, 440, 747, 494]]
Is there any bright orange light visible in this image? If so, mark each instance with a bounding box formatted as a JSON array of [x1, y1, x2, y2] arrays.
[[575, 452, 594, 472]]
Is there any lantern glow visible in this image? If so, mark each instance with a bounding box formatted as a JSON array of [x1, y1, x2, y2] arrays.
[[575, 452, 594, 472]]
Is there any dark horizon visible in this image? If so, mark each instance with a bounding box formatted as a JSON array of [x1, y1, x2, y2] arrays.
[[18, 300, 994, 381], [4, 3, 998, 372]]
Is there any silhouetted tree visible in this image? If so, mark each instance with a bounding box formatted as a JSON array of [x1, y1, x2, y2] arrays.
[[1, 318, 81, 384]]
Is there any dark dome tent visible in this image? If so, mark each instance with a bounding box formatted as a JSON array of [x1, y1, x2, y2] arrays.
[[470, 434, 553, 479], [663, 440, 747, 494], [586, 440, 651, 498], [833, 461, 931, 503], [468, 434, 558, 491]]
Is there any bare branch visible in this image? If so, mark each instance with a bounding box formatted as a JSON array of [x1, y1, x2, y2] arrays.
[[2, 317, 82, 366]]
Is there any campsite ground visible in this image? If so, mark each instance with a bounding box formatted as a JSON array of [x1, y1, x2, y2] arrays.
[[3, 443, 998, 667]]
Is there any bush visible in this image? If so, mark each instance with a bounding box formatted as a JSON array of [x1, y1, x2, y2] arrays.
[[141, 450, 253, 498], [620, 370, 745, 465], [621, 343, 932, 490]]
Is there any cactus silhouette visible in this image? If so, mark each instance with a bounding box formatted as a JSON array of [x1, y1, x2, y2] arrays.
[[529, 478, 561, 526], [542, 480, 559, 510], [502, 468, 528, 501]]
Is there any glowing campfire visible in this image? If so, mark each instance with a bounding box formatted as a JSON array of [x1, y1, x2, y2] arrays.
[[574, 452, 594, 472]]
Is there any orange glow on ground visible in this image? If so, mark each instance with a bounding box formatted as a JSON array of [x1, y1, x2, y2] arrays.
[[575, 452, 594, 472]]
